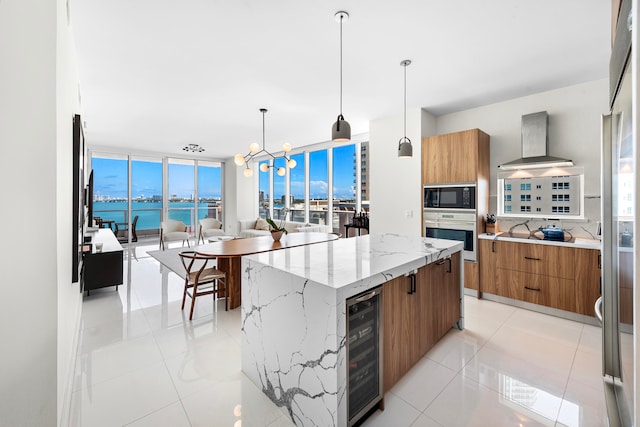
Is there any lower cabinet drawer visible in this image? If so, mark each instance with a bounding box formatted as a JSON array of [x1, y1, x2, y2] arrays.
[[496, 268, 576, 312]]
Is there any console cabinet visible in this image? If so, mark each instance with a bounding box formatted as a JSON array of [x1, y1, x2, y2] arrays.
[[83, 229, 123, 294], [479, 239, 600, 316], [383, 252, 460, 392]]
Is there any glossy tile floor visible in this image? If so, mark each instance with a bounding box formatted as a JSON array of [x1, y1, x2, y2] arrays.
[[68, 242, 608, 426]]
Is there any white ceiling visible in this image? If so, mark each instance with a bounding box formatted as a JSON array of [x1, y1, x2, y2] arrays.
[[71, 0, 610, 160]]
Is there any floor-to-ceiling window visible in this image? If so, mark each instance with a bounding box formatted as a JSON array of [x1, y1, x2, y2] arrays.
[[255, 141, 368, 229], [131, 156, 163, 239], [197, 161, 223, 224], [258, 160, 270, 219], [91, 153, 224, 241], [91, 154, 128, 228], [309, 149, 329, 225], [289, 153, 305, 222], [168, 158, 195, 232], [273, 157, 287, 220], [333, 144, 357, 233]]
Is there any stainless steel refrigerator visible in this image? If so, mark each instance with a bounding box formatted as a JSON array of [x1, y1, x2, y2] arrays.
[[599, 0, 635, 424]]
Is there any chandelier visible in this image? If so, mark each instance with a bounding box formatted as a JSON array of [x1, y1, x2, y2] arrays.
[[183, 143, 205, 153], [234, 108, 296, 177]]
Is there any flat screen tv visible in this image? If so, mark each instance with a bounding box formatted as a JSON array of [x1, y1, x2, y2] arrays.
[[86, 169, 94, 224]]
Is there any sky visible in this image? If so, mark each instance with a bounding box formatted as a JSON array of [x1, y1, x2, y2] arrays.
[[92, 157, 222, 199], [260, 145, 357, 201], [93, 144, 356, 202]]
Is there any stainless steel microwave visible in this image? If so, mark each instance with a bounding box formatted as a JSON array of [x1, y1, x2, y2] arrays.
[[424, 184, 475, 210]]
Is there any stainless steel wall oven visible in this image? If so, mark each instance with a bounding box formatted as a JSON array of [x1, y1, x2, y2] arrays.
[[424, 210, 477, 261]]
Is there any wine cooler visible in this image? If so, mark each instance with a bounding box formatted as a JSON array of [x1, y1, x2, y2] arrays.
[[346, 286, 383, 426]]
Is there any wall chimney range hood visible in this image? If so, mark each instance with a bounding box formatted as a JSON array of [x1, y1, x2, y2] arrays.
[[498, 111, 573, 170]]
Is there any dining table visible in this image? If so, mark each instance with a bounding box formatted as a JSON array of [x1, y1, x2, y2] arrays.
[[195, 232, 339, 309]]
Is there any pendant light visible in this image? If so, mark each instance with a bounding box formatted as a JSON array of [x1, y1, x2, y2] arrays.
[[398, 59, 413, 158], [332, 11, 351, 142], [234, 108, 296, 178]]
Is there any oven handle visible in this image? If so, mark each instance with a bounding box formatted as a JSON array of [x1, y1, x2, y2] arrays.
[[425, 221, 477, 230]]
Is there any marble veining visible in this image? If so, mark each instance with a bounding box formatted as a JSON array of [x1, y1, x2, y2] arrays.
[[241, 234, 463, 426]]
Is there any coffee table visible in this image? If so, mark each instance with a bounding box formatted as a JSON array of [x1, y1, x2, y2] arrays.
[[196, 232, 339, 309]]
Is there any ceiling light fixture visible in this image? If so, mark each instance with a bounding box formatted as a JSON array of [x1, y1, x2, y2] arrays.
[[183, 143, 205, 153], [332, 11, 351, 142], [398, 59, 413, 158], [234, 108, 296, 178]]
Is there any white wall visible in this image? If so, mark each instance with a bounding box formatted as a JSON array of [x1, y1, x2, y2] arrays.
[[369, 108, 436, 236], [56, 0, 83, 423], [0, 1, 81, 425], [436, 79, 609, 223]]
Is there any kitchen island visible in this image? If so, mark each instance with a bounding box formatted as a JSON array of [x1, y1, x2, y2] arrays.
[[241, 234, 464, 426]]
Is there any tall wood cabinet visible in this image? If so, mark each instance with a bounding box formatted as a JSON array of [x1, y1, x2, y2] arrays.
[[422, 129, 490, 292]]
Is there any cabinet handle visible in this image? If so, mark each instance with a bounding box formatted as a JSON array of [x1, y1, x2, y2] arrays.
[[492, 241, 496, 252], [435, 258, 452, 273], [524, 286, 541, 292], [598, 254, 602, 269], [407, 274, 416, 295], [524, 256, 541, 261], [355, 290, 377, 303]]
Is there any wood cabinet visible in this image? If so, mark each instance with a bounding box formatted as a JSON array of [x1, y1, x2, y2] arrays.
[[422, 129, 489, 291], [479, 239, 498, 295], [479, 238, 601, 316], [496, 242, 574, 279], [422, 129, 489, 185], [619, 250, 633, 324], [383, 252, 461, 392], [574, 248, 602, 317], [464, 261, 479, 291]]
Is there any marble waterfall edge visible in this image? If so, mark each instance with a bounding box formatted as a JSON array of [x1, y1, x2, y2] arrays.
[[240, 234, 464, 426], [241, 261, 345, 426]]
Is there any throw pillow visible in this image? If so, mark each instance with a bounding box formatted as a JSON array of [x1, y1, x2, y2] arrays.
[[255, 217, 270, 230]]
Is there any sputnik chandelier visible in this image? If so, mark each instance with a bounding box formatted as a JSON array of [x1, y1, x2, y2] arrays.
[[234, 108, 296, 177], [182, 143, 205, 153]]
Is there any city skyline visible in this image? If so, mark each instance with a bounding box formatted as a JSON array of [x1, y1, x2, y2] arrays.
[[93, 144, 361, 203]]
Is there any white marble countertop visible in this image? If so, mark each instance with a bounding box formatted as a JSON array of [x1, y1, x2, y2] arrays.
[[479, 232, 601, 250], [244, 233, 463, 290]]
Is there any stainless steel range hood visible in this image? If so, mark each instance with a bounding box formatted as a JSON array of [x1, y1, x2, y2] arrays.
[[498, 111, 573, 170]]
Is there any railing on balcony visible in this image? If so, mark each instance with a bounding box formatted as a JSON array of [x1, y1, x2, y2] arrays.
[[93, 202, 223, 241]]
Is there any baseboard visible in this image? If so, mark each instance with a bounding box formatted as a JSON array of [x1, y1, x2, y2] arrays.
[[58, 292, 83, 427]]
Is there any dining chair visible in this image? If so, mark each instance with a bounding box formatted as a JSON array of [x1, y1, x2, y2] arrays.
[[178, 251, 228, 320], [198, 218, 225, 243], [115, 215, 139, 243], [160, 219, 190, 250]]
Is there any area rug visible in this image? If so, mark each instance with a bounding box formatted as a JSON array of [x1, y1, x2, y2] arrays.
[[147, 247, 190, 280]]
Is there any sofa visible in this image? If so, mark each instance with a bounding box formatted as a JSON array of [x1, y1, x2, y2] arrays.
[[238, 218, 332, 238]]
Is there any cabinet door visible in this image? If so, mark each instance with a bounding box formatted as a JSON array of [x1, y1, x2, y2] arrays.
[[496, 241, 574, 279], [383, 276, 415, 392], [422, 130, 478, 184], [464, 261, 479, 290], [479, 239, 499, 295], [439, 253, 462, 337], [574, 248, 602, 316]]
